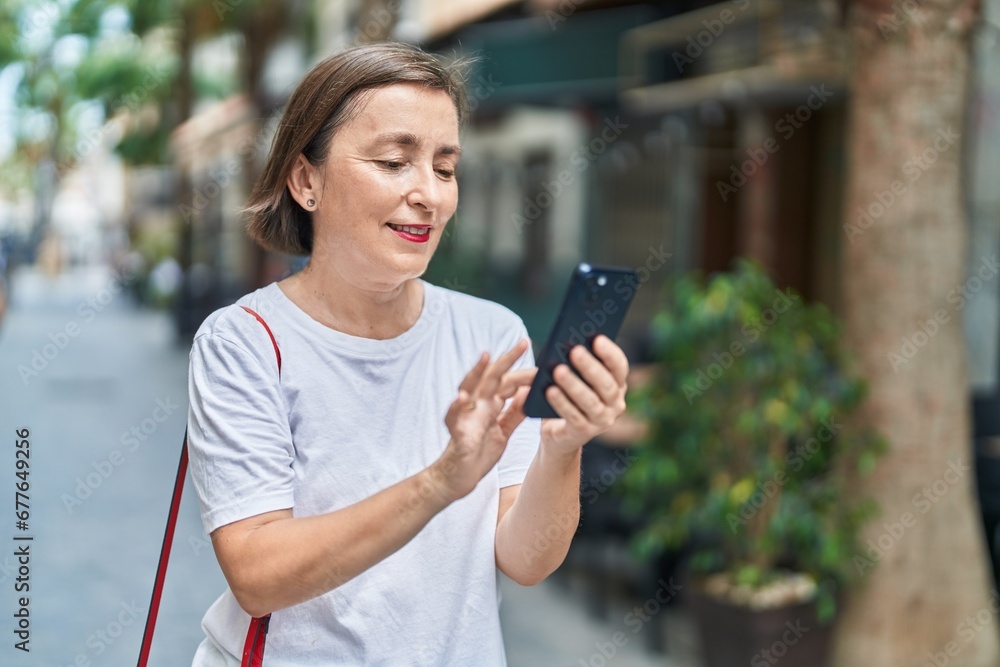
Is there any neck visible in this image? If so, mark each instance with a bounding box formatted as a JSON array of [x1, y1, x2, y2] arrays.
[[279, 259, 424, 340]]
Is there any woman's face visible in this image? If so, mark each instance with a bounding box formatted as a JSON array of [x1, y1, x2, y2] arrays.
[[306, 82, 461, 291]]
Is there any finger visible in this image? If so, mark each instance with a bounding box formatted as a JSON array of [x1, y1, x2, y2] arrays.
[[458, 352, 490, 396], [553, 363, 606, 421], [592, 335, 630, 385], [478, 339, 529, 397], [445, 389, 472, 428], [568, 345, 620, 405], [545, 384, 588, 426], [497, 368, 537, 399], [499, 386, 530, 439]]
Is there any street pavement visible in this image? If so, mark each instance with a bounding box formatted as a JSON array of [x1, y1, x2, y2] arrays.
[[0, 263, 685, 667]]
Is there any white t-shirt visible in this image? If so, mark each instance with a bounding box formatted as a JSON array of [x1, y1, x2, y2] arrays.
[[186, 279, 542, 667]]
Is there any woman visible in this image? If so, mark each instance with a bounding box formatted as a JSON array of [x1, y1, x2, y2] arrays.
[[187, 42, 629, 666]]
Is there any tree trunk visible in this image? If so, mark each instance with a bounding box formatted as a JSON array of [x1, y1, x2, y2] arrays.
[[835, 1, 997, 666], [174, 5, 197, 338], [238, 4, 286, 289]]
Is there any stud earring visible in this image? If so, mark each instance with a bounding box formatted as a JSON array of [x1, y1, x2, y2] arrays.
[[306, 198, 315, 208]]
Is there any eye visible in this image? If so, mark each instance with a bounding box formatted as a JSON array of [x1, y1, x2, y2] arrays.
[[436, 168, 455, 179], [378, 160, 404, 171]]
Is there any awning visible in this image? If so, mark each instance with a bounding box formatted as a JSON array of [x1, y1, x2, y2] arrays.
[[418, 0, 522, 42]]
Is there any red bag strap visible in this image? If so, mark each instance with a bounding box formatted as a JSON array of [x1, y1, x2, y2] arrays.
[[240, 305, 281, 371], [242, 615, 272, 667], [138, 306, 280, 667], [136, 429, 190, 667]]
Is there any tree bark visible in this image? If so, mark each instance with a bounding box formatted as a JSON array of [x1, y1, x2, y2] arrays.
[[237, 3, 287, 289], [835, 1, 997, 665], [174, 4, 197, 338]]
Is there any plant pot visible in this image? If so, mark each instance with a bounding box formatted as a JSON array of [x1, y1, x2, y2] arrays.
[[687, 587, 834, 667]]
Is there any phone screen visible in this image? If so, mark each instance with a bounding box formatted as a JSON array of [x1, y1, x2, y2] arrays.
[[523, 263, 639, 419]]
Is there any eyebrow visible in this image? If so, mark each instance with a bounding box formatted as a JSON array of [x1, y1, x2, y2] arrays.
[[370, 132, 462, 157]]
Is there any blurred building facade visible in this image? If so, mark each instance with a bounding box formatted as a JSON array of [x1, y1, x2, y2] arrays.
[[158, 0, 1000, 628], [168, 0, 1000, 383], [425, 0, 849, 346]]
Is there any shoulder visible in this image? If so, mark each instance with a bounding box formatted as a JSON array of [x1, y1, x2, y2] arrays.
[[190, 284, 284, 371]]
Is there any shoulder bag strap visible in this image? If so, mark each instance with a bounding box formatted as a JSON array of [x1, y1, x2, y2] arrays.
[[138, 306, 280, 667]]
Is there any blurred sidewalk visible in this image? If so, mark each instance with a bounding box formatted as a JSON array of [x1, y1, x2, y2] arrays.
[[0, 263, 217, 666], [500, 571, 695, 667], [0, 263, 693, 666]]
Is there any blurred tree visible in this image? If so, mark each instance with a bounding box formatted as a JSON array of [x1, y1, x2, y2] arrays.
[[0, 0, 175, 253], [165, 0, 302, 297], [0, 0, 301, 269], [835, 1, 998, 666], [0, 0, 178, 241], [206, 0, 297, 287]]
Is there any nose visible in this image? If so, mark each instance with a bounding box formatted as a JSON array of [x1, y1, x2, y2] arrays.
[[404, 164, 448, 214]]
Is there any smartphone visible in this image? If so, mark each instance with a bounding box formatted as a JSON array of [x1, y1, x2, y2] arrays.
[[524, 263, 639, 419]]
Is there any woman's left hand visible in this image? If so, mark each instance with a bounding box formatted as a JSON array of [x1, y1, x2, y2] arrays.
[[540, 335, 630, 457]]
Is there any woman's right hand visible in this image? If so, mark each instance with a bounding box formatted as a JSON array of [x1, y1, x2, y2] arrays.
[[430, 340, 537, 503]]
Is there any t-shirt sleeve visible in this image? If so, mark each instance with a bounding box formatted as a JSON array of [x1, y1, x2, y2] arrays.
[[187, 332, 295, 534], [496, 317, 542, 488]]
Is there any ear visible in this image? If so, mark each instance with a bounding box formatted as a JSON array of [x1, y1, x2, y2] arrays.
[[286, 154, 321, 211]]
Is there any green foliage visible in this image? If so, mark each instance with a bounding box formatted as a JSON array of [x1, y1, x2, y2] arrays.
[[62, 0, 108, 38], [73, 36, 177, 115], [0, 5, 20, 67], [621, 259, 886, 620], [124, 0, 181, 37], [2, 0, 181, 178]]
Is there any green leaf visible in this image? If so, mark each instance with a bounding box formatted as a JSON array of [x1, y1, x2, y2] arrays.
[[621, 260, 887, 598]]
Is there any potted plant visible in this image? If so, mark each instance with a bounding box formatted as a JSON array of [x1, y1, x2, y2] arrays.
[[620, 259, 885, 667]]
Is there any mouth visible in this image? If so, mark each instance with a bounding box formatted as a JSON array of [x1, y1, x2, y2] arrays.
[[387, 222, 431, 244]]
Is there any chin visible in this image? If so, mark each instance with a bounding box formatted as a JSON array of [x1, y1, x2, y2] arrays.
[[385, 256, 433, 283], [398, 244, 439, 268], [405, 260, 433, 281]]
